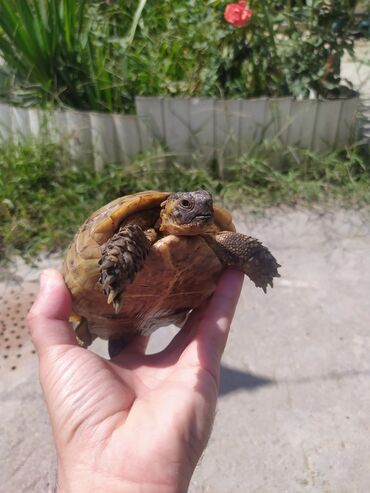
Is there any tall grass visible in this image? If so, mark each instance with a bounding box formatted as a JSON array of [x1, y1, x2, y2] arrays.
[[0, 0, 147, 111]]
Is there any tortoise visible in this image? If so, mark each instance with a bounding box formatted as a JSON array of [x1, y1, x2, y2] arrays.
[[63, 190, 280, 357]]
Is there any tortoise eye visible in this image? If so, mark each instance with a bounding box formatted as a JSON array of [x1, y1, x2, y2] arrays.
[[180, 199, 191, 208]]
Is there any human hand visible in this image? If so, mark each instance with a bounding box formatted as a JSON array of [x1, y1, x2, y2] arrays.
[[27, 268, 243, 493]]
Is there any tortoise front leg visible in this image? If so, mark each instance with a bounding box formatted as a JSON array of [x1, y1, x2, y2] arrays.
[[203, 231, 280, 292], [99, 225, 157, 312]]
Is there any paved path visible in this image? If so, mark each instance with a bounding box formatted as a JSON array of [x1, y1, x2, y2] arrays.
[[1, 207, 370, 493]]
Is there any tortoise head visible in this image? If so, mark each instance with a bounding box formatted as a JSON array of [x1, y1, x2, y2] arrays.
[[159, 190, 216, 235]]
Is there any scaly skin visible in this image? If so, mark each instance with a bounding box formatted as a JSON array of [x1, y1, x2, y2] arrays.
[[203, 231, 280, 292]]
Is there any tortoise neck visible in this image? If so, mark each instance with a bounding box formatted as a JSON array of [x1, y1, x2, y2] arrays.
[[158, 217, 218, 236]]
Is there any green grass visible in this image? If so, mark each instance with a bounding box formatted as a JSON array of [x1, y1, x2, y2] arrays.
[[222, 142, 370, 206], [0, 136, 369, 263]]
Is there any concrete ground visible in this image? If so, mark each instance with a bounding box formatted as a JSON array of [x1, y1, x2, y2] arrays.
[[1, 207, 370, 493]]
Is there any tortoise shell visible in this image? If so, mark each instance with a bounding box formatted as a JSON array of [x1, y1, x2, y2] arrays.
[[62, 191, 236, 345]]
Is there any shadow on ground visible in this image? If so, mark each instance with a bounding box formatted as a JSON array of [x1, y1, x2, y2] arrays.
[[219, 364, 275, 395], [219, 365, 370, 396]]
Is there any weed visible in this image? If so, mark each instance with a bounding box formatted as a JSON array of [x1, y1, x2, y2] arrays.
[[0, 136, 369, 263]]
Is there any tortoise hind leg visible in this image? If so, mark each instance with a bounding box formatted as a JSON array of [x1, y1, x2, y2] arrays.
[[99, 224, 157, 312], [203, 231, 280, 292], [108, 335, 135, 358], [75, 317, 96, 347]]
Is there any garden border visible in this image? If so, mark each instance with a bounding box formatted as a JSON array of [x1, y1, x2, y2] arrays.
[[0, 96, 360, 170]]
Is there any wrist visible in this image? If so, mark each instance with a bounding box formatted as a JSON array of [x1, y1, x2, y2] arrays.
[[56, 464, 190, 493], [56, 477, 185, 493]]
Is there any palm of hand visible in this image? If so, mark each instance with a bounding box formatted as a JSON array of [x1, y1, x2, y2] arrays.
[[28, 269, 243, 492], [42, 328, 217, 489]]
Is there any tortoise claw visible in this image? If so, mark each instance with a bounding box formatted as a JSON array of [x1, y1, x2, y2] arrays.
[[107, 291, 123, 313], [112, 295, 123, 314], [107, 291, 116, 305]]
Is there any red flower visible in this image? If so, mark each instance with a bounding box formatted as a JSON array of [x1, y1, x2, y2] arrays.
[[224, 1, 252, 28]]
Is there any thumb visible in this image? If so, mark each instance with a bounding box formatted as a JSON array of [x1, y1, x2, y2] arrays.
[[27, 269, 78, 354], [180, 269, 244, 377]]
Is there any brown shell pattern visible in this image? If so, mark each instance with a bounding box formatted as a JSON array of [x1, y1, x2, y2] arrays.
[[62, 191, 235, 342]]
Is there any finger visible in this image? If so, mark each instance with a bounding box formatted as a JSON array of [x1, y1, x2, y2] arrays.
[[182, 269, 244, 371], [27, 269, 78, 353]]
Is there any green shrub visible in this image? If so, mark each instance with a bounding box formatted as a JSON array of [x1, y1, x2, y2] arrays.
[[0, 1, 358, 111], [130, 0, 357, 99]]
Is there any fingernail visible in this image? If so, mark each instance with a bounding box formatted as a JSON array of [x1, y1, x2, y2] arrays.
[[39, 271, 49, 291], [39, 269, 56, 291]]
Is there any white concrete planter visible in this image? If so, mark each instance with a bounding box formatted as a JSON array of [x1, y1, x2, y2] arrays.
[[136, 96, 360, 163], [0, 103, 155, 170], [0, 95, 360, 170]]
